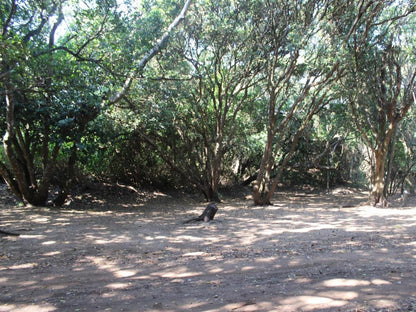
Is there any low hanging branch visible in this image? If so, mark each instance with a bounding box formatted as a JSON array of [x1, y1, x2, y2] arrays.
[[108, 0, 192, 105]]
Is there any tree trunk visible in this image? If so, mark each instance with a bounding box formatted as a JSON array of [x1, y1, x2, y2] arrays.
[[52, 144, 78, 206], [253, 89, 277, 206], [384, 127, 397, 196], [372, 149, 387, 205], [252, 132, 274, 205], [2, 88, 59, 206], [201, 184, 221, 202], [372, 125, 396, 205]]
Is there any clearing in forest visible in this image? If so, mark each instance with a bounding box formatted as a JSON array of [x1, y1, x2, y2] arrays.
[[1, 186, 416, 311]]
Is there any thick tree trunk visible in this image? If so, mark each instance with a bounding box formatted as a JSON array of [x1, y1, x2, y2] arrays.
[[372, 149, 386, 205], [253, 128, 274, 205], [372, 125, 396, 205], [201, 184, 221, 203]]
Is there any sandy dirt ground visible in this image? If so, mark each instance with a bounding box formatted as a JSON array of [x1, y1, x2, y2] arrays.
[[1, 185, 416, 312]]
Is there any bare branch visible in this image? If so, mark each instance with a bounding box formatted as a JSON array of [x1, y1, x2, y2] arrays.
[[23, 4, 59, 44], [2, 0, 16, 37], [108, 0, 192, 104]]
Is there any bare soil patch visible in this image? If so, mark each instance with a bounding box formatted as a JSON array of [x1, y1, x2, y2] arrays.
[[1, 185, 416, 311]]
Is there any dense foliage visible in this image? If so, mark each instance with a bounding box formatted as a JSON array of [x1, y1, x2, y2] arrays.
[[1, 0, 415, 206]]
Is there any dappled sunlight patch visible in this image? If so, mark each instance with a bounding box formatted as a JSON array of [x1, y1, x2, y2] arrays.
[[284, 223, 335, 233], [153, 235, 168, 240], [317, 290, 358, 300], [21, 234, 46, 240], [294, 277, 313, 284], [371, 278, 391, 285], [0, 304, 57, 312], [183, 251, 206, 257], [172, 234, 213, 243], [29, 216, 50, 223], [158, 267, 202, 279], [47, 283, 67, 290], [322, 278, 371, 287], [86, 255, 137, 279], [42, 251, 61, 256], [41, 240, 57, 245], [356, 206, 416, 218], [321, 278, 392, 290], [55, 217, 70, 221], [257, 228, 282, 236], [267, 203, 286, 209], [7, 263, 37, 270], [208, 267, 223, 274], [278, 295, 348, 311], [115, 269, 137, 278], [371, 299, 398, 309], [178, 301, 210, 311], [86, 256, 116, 271], [15, 280, 38, 287], [86, 234, 132, 244]]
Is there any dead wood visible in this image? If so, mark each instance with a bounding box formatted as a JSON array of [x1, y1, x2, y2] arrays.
[[184, 203, 218, 224]]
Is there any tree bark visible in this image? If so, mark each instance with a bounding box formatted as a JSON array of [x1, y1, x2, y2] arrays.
[[373, 149, 387, 205], [384, 126, 397, 196], [372, 126, 396, 205]]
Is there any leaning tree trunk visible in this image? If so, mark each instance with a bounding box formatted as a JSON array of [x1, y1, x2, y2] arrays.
[[384, 127, 397, 196]]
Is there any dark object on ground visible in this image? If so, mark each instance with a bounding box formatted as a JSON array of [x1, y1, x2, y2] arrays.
[[184, 203, 218, 223], [0, 229, 20, 236]]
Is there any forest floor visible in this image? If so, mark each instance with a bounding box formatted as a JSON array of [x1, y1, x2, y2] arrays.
[[1, 184, 416, 312]]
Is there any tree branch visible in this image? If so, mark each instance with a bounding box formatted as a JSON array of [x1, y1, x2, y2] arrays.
[[2, 0, 16, 37], [108, 0, 192, 104], [23, 4, 59, 44]]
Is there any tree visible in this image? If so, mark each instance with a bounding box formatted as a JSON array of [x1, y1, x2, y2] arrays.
[[0, 0, 102, 205], [126, 0, 261, 201], [251, 0, 347, 205], [347, 38, 416, 205], [251, 0, 416, 205], [0, 0, 192, 206], [340, 1, 416, 205]]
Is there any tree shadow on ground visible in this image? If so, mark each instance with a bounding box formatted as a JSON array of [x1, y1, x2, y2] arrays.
[[1, 188, 416, 311]]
